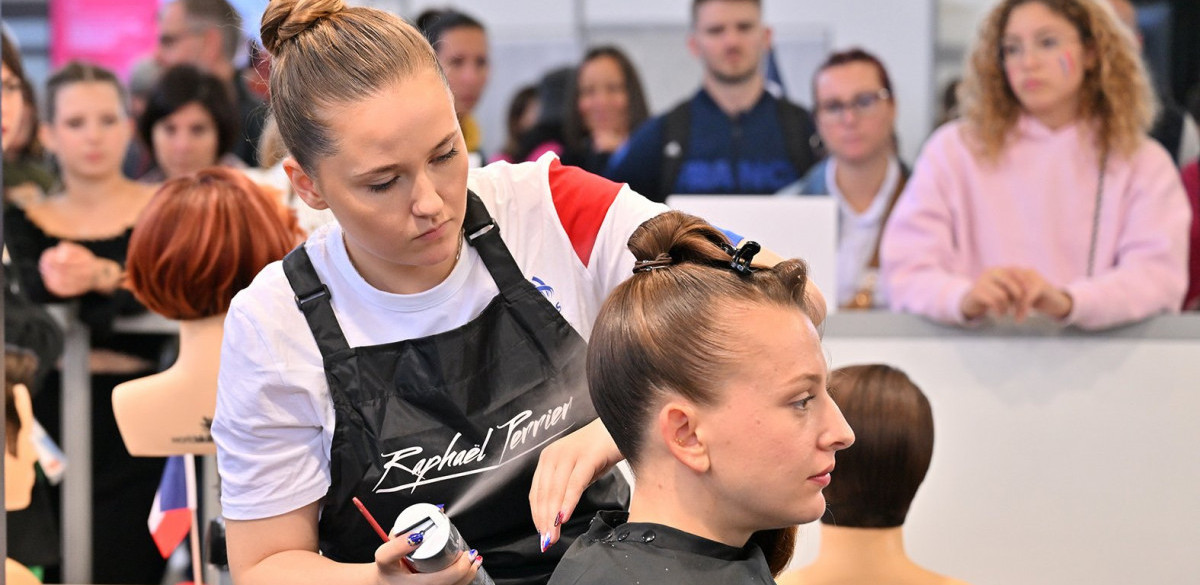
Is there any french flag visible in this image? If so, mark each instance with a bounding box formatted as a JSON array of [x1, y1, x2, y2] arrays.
[[147, 455, 194, 558]]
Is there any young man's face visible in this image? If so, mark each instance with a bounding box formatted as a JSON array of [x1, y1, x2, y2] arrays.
[[689, 1, 772, 86]]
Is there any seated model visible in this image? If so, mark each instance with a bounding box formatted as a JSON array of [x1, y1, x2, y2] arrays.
[[113, 167, 301, 456], [549, 211, 855, 584], [778, 364, 970, 585], [6, 347, 41, 585]]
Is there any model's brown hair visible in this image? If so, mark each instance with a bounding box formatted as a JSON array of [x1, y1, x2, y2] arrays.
[[125, 167, 302, 320], [259, 0, 443, 173], [587, 210, 811, 575], [5, 347, 37, 456], [821, 364, 934, 528], [960, 0, 1155, 161]]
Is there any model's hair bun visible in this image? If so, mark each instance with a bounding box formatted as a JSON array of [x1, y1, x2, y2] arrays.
[[261, 0, 347, 57], [627, 211, 734, 272]]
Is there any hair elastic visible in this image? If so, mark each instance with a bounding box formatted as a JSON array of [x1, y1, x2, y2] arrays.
[[633, 253, 673, 274]]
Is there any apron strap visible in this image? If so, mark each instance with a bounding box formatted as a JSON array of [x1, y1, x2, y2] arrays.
[[282, 244, 351, 357], [463, 190, 535, 295]]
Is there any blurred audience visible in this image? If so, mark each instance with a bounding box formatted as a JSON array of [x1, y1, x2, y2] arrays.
[[1106, 0, 1200, 167], [561, 46, 650, 175], [242, 115, 336, 234], [936, 77, 962, 130], [418, 8, 490, 166], [607, 0, 819, 201], [881, 0, 1189, 330], [3, 61, 170, 584], [2, 32, 63, 579], [509, 66, 574, 163], [778, 364, 969, 585], [154, 0, 265, 166], [3, 78, 53, 208], [1183, 157, 1199, 310], [491, 83, 539, 163], [138, 64, 243, 182], [121, 57, 161, 180], [778, 48, 905, 310]]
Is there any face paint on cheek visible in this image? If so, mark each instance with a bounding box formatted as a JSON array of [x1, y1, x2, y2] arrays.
[[1059, 51, 1075, 77]]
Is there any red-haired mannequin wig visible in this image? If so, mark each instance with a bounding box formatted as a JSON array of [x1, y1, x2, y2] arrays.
[[126, 167, 302, 320]]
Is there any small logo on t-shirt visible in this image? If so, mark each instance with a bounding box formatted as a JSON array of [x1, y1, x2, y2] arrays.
[[531, 277, 563, 312]]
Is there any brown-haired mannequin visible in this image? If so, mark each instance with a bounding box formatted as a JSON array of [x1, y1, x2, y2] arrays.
[[7, 349, 41, 585], [777, 364, 969, 585], [112, 167, 301, 456]]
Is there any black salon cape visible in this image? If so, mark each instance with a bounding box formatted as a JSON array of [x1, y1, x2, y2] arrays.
[[547, 511, 774, 584]]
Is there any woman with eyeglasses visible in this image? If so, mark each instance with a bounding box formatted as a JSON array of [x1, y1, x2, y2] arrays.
[[778, 48, 904, 310], [881, 0, 1189, 330]]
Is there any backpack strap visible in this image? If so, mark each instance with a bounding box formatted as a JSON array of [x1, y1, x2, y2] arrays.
[[775, 98, 822, 178], [658, 100, 693, 200]]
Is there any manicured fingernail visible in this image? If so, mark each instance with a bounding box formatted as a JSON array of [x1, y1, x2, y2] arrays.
[[540, 532, 550, 552], [469, 549, 477, 559], [476, 554, 484, 565], [554, 512, 563, 527], [407, 532, 424, 546], [436, 503, 446, 511]]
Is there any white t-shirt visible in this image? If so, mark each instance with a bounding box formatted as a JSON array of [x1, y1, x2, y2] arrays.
[[213, 154, 667, 521], [825, 156, 900, 308]]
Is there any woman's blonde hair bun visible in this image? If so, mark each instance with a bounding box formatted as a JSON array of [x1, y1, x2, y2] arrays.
[[260, 0, 347, 57]]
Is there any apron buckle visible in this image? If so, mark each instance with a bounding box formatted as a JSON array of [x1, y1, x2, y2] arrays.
[[294, 284, 331, 310], [466, 220, 497, 242]]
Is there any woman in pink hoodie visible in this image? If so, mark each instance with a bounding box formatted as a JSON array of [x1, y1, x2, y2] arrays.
[[880, 0, 1190, 330]]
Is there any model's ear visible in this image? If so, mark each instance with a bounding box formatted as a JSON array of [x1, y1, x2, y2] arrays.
[[657, 399, 710, 473], [284, 157, 330, 211], [687, 31, 700, 59]]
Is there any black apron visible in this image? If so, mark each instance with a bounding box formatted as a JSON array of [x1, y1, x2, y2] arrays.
[[282, 192, 629, 585]]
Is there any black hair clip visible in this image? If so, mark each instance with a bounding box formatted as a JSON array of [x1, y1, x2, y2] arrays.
[[725, 240, 761, 275]]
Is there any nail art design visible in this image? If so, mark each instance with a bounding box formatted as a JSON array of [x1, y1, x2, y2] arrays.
[[407, 532, 424, 546], [540, 532, 551, 552], [554, 512, 563, 527]]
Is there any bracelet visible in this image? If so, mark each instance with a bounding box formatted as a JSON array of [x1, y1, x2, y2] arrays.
[[93, 259, 120, 292]]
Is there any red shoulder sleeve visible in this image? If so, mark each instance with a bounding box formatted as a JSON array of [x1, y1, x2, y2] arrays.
[[547, 159, 623, 267]]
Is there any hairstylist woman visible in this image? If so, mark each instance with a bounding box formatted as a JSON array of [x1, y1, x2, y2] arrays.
[[880, 0, 1189, 329], [208, 1, 737, 584]]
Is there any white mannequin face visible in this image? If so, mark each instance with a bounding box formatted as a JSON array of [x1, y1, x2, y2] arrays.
[[6, 383, 37, 511]]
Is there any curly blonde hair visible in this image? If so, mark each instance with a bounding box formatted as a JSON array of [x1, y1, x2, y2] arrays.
[[959, 0, 1156, 162]]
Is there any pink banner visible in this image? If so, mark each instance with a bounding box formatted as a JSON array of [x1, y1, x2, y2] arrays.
[[50, 0, 159, 81]]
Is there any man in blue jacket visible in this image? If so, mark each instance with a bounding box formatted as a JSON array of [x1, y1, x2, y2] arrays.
[[606, 0, 820, 202]]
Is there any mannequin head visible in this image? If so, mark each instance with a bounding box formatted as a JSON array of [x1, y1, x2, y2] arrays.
[[5, 346, 38, 511], [821, 364, 934, 528], [125, 167, 302, 320]]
